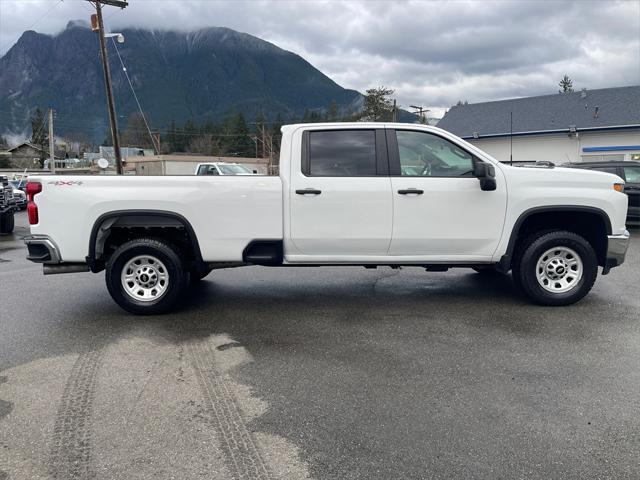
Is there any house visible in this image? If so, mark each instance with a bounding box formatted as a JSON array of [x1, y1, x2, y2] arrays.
[[437, 85, 640, 164], [7, 142, 49, 169], [126, 154, 270, 176]]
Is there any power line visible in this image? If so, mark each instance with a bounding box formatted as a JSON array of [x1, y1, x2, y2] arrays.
[[109, 36, 159, 153]]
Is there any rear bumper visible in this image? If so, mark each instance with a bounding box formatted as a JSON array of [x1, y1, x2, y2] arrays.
[[603, 230, 630, 274], [24, 235, 61, 264]]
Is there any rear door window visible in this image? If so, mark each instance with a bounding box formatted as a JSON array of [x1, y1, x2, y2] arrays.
[[308, 130, 377, 176]]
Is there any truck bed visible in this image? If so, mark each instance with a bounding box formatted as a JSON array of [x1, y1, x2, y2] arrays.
[[28, 175, 283, 262]]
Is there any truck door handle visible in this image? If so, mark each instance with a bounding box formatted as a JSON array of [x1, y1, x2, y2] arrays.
[[296, 188, 322, 195], [397, 189, 424, 195]]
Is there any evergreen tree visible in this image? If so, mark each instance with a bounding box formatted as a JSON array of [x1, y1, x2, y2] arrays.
[[559, 75, 574, 93], [229, 112, 254, 157], [164, 120, 180, 153], [328, 100, 339, 122], [361, 87, 395, 121]]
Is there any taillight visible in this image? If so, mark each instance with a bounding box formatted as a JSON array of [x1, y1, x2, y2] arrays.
[[26, 182, 42, 225], [26, 181, 42, 201]]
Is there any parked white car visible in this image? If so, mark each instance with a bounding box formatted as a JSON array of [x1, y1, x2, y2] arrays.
[[195, 162, 256, 176], [24, 123, 629, 314]]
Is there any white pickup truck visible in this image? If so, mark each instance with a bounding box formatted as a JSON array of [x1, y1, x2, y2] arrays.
[[24, 123, 630, 314]]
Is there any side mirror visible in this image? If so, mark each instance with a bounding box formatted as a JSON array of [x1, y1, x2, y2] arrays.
[[473, 160, 497, 191]]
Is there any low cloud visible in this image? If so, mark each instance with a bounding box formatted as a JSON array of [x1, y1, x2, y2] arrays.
[[1, 0, 638, 116]]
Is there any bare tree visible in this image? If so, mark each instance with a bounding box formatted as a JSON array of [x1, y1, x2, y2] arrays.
[[120, 112, 155, 149], [188, 134, 215, 155]]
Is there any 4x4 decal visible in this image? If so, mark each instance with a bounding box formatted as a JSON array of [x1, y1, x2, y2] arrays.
[[47, 181, 84, 186]]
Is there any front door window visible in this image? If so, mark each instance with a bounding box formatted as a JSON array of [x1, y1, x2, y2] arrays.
[[396, 130, 474, 177]]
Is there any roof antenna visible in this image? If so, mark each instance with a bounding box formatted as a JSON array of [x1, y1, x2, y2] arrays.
[[510, 111, 513, 165]]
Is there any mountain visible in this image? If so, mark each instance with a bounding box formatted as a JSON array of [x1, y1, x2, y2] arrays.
[[0, 22, 363, 142]]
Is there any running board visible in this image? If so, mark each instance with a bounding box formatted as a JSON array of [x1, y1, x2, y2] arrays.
[[43, 263, 91, 275]]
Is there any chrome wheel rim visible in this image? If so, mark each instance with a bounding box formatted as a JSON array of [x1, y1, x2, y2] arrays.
[[121, 255, 169, 302], [535, 246, 583, 293]]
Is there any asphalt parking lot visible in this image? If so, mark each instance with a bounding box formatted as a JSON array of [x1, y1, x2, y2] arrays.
[[1, 211, 639, 480]]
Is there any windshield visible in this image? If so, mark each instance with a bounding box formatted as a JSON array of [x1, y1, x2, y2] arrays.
[[217, 164, 253, 175]]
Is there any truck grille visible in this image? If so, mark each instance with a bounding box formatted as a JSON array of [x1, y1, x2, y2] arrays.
[[0, 185, 14, 205]]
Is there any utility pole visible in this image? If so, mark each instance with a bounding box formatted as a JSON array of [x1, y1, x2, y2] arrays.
[[392, 99, 398, 122], [89, 0, 128, 174], [48, 108, 55, 173], [510, 111, 513, 165], [410, 105, 430, 125]]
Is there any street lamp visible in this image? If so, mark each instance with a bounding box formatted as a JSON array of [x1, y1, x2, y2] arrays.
[[104, 33, 125, 43]]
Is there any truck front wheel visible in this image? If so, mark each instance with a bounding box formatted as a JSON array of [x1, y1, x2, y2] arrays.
[[513, 230, 598, 306], [105, 238, 188, 315]]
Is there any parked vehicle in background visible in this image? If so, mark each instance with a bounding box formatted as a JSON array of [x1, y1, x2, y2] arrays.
[[0, 176, 16, 234], [195, 162, 257, 176], [11, 187, 27, 210], [10, 179, 27, 193], [563, 160, 640, 227], [23, 123, 630, 314]]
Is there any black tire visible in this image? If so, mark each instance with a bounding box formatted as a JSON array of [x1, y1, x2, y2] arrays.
[[105, 237, 188, 315], [0, 211, 14, 235], [513, 230, 597, 306]]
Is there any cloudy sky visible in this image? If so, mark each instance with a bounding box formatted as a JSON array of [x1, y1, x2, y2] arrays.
[[1, 0, 639, 116]]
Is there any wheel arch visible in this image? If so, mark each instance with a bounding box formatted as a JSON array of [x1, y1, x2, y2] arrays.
[[500, 206, 612, 270], [87, 210, 204, 272]]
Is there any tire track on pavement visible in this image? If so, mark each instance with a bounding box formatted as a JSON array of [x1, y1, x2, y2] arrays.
[[187, 339, 273, 480], [48, 348, 105, 480]]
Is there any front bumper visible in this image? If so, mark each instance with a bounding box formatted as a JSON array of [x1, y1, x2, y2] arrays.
[[24, 235, 62, 264], [603, 230, 630, 274]]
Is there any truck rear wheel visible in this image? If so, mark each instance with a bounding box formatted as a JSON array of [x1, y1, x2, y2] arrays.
[[105, 238, 188, 315], [0, 211, 14, 235], [513, 230, 597, 306]]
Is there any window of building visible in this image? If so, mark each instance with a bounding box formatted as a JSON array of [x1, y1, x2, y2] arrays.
[[308, 130, 376, 176]]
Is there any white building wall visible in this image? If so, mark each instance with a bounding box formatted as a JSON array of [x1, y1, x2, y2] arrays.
[[164, 161, 201, 175], [468, 129, 640, 164]]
